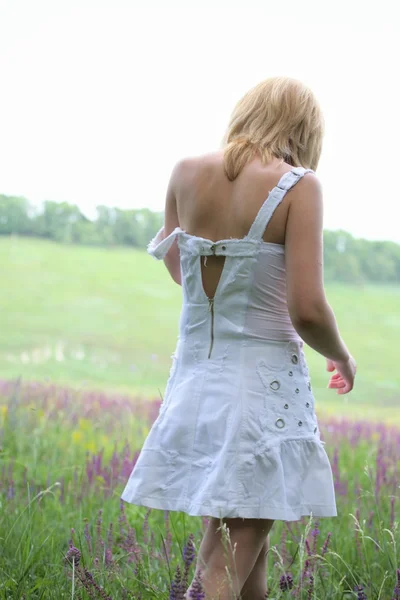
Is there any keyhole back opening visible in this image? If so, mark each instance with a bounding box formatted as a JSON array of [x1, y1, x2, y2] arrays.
[[199, 255, 226, 299]]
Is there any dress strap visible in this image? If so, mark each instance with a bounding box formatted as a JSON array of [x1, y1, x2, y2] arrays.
[[147, 226, 183, 259], [246, 167, 314, 241]]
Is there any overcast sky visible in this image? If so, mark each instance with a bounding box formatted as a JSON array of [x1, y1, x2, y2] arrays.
[[0, 0, 399, 242]]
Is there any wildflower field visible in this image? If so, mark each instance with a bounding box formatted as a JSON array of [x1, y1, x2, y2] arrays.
[[1, 237, 400, 598], [1, 377, 399, 599]]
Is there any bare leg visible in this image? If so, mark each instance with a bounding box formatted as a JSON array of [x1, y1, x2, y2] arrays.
[[186, 517, 274, 600], [240, 537, 270, 600]]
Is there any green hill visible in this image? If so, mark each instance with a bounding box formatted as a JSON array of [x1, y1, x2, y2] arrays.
[[1, 236, 399, 421]]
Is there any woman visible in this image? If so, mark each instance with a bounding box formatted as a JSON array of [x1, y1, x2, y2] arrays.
[[121, 76, 356, 599]]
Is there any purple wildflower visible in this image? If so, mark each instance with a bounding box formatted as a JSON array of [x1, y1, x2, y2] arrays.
[[301, 558, 311, 581], [279, 573, 294, 591], [183, 533, 196, 569], [95, 509, 104, 562], [354, 584, 367, 600], [149, 530, 156, 559], [79, 576, 97, 600], [82, 568, 112, 600], [119, 500, 128, 536], [123, 524, 141, 564], [181, 533, 196, 594], [392, 568, 400, 600], [321, 532, 332, 555], [105, 522, 114, 567], [311, 522, 320, 555], [105, 548, 113, 567], [107, 522, 114, 551], [64, 544, 81, 566], [307, 574, 314, 599], [188, 571, 205, 599], [311, 525, 320, 537], [68, 527, 75, 548], [169, 565, 185, 600]]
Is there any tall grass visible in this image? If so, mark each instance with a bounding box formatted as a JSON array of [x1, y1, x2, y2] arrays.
[[1, 378, 399, 598]]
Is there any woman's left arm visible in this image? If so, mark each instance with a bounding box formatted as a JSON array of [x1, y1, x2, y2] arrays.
[[162, 161, 183, 285]]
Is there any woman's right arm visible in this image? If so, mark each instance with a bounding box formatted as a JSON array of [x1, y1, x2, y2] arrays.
[[285, 173, 356, 394]]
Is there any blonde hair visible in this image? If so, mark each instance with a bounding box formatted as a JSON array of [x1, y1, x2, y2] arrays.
[[221, 77, 324, 181]]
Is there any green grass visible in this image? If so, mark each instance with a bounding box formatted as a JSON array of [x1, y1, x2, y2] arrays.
[[0, 381, 399, 598], [1, 235, 400, 597], [1, 236, 399, 422]]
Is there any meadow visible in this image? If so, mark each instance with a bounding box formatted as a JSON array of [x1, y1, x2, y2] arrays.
[[1, 378, 400, 599], [1, 236, 400, 598], [1, 237, 400, 418]]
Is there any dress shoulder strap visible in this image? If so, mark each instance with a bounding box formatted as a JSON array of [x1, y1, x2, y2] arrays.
[[247, 166, 314, 241]]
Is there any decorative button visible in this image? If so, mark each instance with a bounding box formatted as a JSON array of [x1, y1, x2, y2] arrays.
[[284, 404, 289, 409], [314, 426, 318, 434], [210, 244, 216, 253], [291, 354, 299, 365], [288, 371, 293, 377], [306, 402, 310, 408], [298, 420, 303, 426], [295, 388, 300, 394], [221, 245, 226, 251], [270, 380, 280, 391], [275, 418, 285, 429], [308, 382, 312, 391]]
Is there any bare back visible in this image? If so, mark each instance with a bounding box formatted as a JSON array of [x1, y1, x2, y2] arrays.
[[175, 151, 296, 298]]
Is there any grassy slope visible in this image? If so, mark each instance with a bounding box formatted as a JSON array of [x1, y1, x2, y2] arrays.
[[1, 236, 399, 420]]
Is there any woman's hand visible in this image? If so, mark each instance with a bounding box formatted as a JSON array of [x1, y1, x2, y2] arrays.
[[327, 356, 357, 394]]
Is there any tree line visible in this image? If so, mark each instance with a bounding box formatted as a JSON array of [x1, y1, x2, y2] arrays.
[[1, 193, 399, 284]]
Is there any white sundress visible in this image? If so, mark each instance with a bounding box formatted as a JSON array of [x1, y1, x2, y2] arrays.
[[121, 166, 337, 521]]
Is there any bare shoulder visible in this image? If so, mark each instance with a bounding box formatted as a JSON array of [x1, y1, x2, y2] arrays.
[[169, 153, 201, 178], [286, 171, 323, 212], [178, 151, 221, 169], [169, 156, 192, 180], [170, 152, 220, 186], [291, 170, 323, 196]]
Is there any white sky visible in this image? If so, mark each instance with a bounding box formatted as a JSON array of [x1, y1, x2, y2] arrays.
[[0, 0, 399, 242]]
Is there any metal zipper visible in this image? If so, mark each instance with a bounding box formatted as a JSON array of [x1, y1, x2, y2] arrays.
[[208, 297, 215, 359]]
